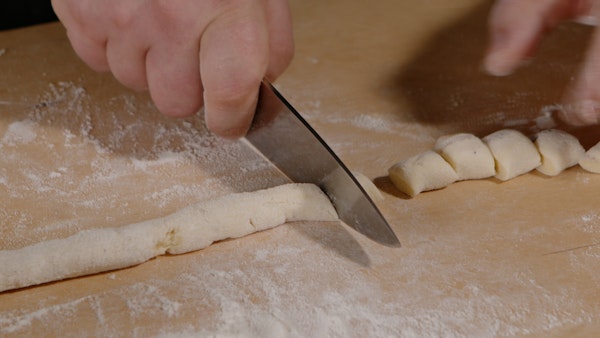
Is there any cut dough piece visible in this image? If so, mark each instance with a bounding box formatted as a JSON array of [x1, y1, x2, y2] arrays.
[[534, 129, 584, 176], [0, 183, 338, 292], [579, 141, 600, 173], [352, 171, 384, 202], [388, 150, 458, 197], [433, 133, 496, 180], [482, 129, 541, 181]]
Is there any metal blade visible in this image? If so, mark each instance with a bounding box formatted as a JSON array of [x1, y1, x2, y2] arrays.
[[245, 80, 400, 247]]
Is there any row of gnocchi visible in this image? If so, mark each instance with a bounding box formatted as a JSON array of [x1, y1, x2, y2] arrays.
[[388, 129, 600, 197]]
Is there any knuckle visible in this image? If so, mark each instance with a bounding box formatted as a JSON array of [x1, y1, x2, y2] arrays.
[[105, 1, 139, 29], [152, 0, 179, 20]]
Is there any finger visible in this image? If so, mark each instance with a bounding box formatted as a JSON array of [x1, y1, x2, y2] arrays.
[[105, 36, 149, 91], [484, 0, 592, 76], [100, 0, 149, 91], [264, 0, 294, 80], [65, 28, 110, 72], [52, 0, 108, 71], [200, 3, 270, 138], [561, 22, 600, 125], [145, 38, 203, 118]]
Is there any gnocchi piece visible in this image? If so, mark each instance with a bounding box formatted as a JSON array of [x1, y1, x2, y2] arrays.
[[433, 133, 496, 180], [534, 129, 584, 176], [482, 129, 541, 181], [388, 150, 458, 197]]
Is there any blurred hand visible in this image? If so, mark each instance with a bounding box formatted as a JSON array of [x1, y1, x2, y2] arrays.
[[484, 0, 600, 126], [51, 0, 294, 138]]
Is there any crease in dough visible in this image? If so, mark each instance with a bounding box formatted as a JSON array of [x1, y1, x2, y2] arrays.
[[482, 129, 541, 181], [0, 183, 338, 292], [433, 133, 496, 180]]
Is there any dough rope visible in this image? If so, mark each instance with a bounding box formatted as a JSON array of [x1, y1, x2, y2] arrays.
[[0, 183, 339, 292], [389, 129, 591, 197]]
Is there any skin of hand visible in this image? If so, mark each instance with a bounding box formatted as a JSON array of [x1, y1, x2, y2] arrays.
[[484, 0, 600, 126], [50, 0, 294, 138]]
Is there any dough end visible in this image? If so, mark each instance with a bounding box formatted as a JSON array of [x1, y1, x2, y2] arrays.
[[388, 151, 458, 197], [579, 141, 600, 173]]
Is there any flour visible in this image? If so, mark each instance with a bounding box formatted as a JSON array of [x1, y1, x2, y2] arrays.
[[0, 81, 287, 253], [1, 120, 37, 146], [502, 118, 529, 128], [535, 106, 559, 130], [124, 284, 182, 319], [0, 296, 89, 334], [349, 114, 396, 133], [130, 151, 186, 172], [119, 226, 595, 337], [496, 105, 560, 133], [581, 212, 599, 223], [2, 78, 599, 337]]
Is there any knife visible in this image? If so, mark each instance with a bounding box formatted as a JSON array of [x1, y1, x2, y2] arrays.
[[245, 80, 400, 247]]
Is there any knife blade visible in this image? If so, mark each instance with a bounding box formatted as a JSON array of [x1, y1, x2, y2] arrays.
[[244, 80, 400, 247]]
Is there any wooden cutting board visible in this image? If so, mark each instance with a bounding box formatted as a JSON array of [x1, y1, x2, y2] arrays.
[[1, 0, 599, 336]]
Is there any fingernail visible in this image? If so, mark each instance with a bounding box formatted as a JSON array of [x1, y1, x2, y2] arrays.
[[204, 103, 255, 139], [483, 29, 511, 76], [205, 112, 251, 139], [217, 124, 250, 139], [483, 51, 516, 77], [574, 15, 598, 26]]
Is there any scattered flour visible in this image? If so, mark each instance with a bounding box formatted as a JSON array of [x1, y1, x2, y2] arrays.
[[1, 120, 37, 146], [350, 114, 395, 133], [502, 118, 529, 128], [0, 81, 286, 247], [1, 80, 599, 337], [536, 106, 559, 130]]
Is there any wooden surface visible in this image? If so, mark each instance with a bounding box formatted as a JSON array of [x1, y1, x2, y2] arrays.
[[1, 0, 600, 336]]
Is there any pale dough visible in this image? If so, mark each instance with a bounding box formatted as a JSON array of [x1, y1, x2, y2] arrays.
[[352, 171, 384, 202], [433, 133, 496, 180], [0, 183, 338, 292], [579, 141, 600, 173], [388, 150, 458, 197], [482, 129, 541, 181], [388, 128, 588, 197], [534, 129, 584, 176]]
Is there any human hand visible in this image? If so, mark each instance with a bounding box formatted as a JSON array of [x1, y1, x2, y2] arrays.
[[51, 0, 294, 138], [484, 0, 600, 126]]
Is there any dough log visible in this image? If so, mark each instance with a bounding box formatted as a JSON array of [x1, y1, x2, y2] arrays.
[[0, 183, 338, 292]]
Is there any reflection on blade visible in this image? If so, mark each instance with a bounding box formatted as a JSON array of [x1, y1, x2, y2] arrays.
[[245, 80, 400, 247]]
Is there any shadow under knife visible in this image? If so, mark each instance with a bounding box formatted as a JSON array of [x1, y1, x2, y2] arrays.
[[291, 220, 372, 268]]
